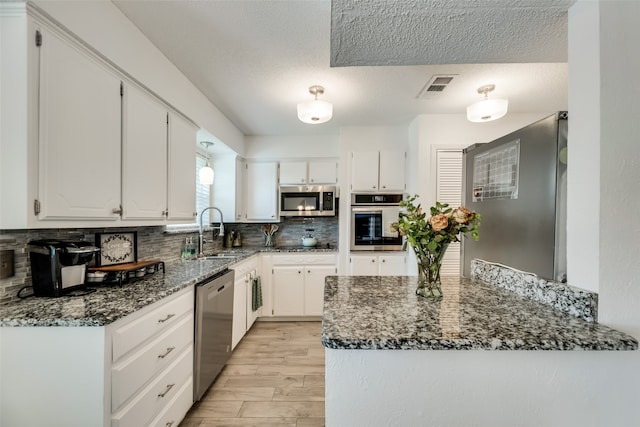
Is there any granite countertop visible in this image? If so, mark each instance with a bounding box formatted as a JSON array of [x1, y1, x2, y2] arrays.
[[321, 276, 638, 351], [0, 246, 337, 327]]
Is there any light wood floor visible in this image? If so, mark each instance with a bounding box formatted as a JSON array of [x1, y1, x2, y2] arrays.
[[180, 321, 325, 427]]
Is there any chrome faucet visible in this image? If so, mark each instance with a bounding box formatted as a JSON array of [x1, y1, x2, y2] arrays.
[[198, 206, 225, 257]]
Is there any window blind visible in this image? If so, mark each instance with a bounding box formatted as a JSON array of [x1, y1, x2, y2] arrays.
[[435, 150, 463, 276]]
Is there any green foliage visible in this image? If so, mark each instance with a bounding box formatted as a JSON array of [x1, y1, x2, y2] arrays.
[[391, 195, 481, 258]]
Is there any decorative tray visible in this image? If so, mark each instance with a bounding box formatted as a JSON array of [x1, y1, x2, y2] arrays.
[[88, 259, 165, 286]]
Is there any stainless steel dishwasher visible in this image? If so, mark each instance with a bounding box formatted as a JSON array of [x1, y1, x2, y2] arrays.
[[194, 268, 235, 401]]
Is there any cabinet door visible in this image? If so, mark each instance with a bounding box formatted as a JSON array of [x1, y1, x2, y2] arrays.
[[245, 162, 278, 222], [308, 160, 338, 184], [38, 27, 121, 220], [167, 112, 197, 220], [304, 266, 335, 316], [212, 155, 245, 223], [378, 254, 407, 276], [272, 266, 304, 316], [246, 270, 260, 330], [349, 255, 378, 276], [122, 84, 168, 220], [379, 150, 406, 192], [235, 157, 245, 222], [232, 274, 247, 349], [351, 151, 379, 192], [279, 161, 307, 185]]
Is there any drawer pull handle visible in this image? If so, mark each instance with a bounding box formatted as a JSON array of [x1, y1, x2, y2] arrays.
[[166, 422, 175, 427], [158, 346, 175, 359], [158, 383, 175, 398], [158, 313, 175, 323]]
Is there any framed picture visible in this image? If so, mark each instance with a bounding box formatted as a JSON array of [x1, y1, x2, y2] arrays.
[[95, 232, 137, 266]]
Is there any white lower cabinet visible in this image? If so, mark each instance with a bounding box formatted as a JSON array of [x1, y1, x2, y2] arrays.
[[271, 254, 337, 317], [0, 286, 195, 427], [231, 255, 261, 349], [350, 253, 408, 276], [110, 286, 194, 427]]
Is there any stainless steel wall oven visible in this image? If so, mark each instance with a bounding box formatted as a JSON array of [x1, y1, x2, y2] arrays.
[[350, 194, 404, 251]]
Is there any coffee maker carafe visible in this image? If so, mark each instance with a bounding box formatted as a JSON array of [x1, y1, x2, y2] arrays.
[[28, 240, 100, 297]]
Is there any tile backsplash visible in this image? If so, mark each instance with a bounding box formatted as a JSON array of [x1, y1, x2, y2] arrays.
[[0, 216, 338, 305]]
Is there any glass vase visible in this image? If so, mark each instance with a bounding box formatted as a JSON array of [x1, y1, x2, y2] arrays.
[[415, 244, 448, 298]]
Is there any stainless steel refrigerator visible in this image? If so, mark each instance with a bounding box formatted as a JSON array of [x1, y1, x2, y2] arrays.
[[461, 112, 567, 282]]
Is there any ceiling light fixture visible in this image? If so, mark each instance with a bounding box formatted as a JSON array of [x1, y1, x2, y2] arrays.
[[198, 141, 214, 185], [466, 84, 508, 123], [297, 85, 332, 124]]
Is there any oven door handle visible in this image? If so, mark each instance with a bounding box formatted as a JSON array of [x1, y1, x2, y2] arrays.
[[350, 207, 384, 214]]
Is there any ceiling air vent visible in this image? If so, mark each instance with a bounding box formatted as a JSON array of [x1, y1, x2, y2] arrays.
[[417, 75, 457, 99]]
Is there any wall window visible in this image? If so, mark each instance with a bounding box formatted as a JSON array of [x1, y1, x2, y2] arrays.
[[196, 153, 211, 225]]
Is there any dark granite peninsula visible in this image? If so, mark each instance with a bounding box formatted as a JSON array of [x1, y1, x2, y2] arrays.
[[322, 274, 637, 426]]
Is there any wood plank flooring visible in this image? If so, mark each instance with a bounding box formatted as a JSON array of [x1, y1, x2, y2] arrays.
[[180, 321, 325, 427]]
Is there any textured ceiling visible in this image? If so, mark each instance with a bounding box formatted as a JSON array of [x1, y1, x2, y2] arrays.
[[331, 0, 575, 66], [113, 0, 571, 139]]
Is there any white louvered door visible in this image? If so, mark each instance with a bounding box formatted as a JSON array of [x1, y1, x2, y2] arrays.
[[435, 150, 464, 276]]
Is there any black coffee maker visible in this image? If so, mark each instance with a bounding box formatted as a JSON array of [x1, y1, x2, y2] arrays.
[[28, 239, 100, 297]]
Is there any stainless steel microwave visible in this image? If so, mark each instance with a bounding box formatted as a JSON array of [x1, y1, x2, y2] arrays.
[[280, 185, 337, 217]]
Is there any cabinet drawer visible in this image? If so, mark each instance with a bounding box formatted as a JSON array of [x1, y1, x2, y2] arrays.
[[147, 377, 193, 427], [111, 346, 193, 427], [112, 313, 193, 411], [112, 289, 193, 362], [273, 254, 337, 265]]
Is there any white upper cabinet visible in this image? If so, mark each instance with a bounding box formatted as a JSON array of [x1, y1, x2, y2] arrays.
[[122, 84, 168, 220], [213, 155, 245, 222], [351, 150, 406, 193], [308, 160, 338, 184], [37, 25, 122, 220], [279, 161, 308, 185], [350, 151, 379, 192], [0, 9, 200, 228], [245, 161, 279, 222], [280, 160, 338, 185], [378, 150, 406, 192], [167, 112, 197, 221]]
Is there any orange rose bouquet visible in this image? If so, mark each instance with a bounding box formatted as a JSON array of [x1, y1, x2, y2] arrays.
[[391, 195, 480, 297]]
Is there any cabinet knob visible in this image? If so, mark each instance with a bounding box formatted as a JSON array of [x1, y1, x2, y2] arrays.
[[372, 186, 377, 189], [382, 259, 386, 263], [112, 206, 123, 215], [371, 259, 375, 263], [193, 212, 198, 217], [298, 271, 302, 274], [382, 185, 386, 189]]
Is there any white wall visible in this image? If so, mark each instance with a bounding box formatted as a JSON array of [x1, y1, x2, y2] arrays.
[[327, 349, 640, 427], [594, 1, 640, 340], [567, 1, 601, 294], [244, 134, 339, 159], [32, 0, 245, 154]]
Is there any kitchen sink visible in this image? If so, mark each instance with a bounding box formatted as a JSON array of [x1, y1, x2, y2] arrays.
[[198, 254, 240, 260]]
